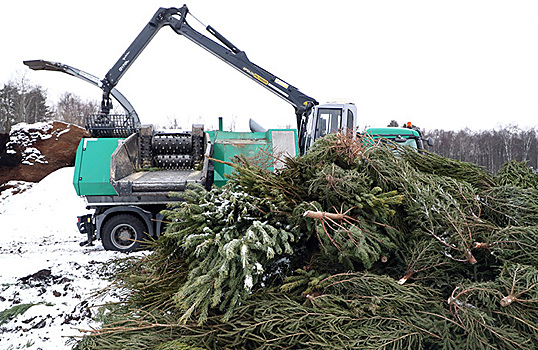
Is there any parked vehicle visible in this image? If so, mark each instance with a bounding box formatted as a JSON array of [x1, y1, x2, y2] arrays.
[[25, 5, 431, 251]]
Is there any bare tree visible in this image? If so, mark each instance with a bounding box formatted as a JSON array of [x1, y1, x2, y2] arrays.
[[24, 86, 50, 124], [55, 92, 98, 126], [227, 115, 237, 131], [0, 73, 51, 132], [425, 125, 538, 174], [162, 116, 181, 130], [0, 82, 18, 133], [518, 128, 535, 163]]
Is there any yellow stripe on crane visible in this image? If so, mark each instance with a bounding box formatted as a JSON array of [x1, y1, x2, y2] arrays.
[[254, 73, 268, 85]]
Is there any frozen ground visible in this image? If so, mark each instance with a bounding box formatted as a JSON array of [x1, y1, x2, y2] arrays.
[[0, 167, 128, 349]]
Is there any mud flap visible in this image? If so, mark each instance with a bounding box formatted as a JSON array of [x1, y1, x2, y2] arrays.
[[77, 214, 95, 246]]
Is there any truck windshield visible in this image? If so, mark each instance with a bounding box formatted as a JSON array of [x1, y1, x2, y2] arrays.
[[315, 108, 342, 139]]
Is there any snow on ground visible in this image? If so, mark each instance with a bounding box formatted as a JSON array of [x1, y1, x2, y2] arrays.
[[0, 167, 129, 349], [0, 181, 34, 203]]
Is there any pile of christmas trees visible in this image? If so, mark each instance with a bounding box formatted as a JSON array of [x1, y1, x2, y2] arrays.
[[74, 134, 538, 350]]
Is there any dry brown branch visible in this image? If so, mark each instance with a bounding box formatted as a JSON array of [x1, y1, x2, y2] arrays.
[[303, 210, 348, 221], [500, 266, 538, 307]]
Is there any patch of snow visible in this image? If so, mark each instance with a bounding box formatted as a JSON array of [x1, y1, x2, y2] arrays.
[[10, 122, 53, 133], [254, 262, 264, 273], [0, 167, 126, 350], [241, 243, 248, 268], [5, 122, 55, 166], [5, 122, 74, 166], [244, 273, 253, 290], [0, 181, 34, 202], [55, 127, 71, 139], [21, 147, 48, 165]]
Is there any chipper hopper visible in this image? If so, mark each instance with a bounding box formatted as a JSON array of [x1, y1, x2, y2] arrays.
[[73, 116, 297, 252]]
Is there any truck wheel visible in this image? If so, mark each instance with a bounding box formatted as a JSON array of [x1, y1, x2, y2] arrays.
[[101, 214, 147, 252]]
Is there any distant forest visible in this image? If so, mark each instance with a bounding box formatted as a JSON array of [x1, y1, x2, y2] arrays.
[[424, 126, 537, 174], [2, 76, 536, 175]]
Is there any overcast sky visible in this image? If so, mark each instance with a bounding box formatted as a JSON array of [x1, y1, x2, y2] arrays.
[[1, 0, 537, 132]]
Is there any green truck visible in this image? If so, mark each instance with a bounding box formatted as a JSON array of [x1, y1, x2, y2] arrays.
[[71, 121, 298, 252], [26, 5, 431, 252], [365, 125, 433, 150]]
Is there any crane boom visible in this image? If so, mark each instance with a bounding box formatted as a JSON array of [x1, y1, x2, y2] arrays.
[[23, 59, 139, 124], [100, 5, 318, 151]]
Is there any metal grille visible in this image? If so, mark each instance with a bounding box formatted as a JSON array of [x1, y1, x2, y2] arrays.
[[153, 154, 192, 169], [86, 114, 140, 138]]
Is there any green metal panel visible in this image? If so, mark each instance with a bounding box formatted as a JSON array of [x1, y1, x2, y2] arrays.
[[364, 127, 421, 149], [207, 130, 271, 188], [73, 138, 121, 196], [365, 127, 420, 137], [207, 129, 297, 188]]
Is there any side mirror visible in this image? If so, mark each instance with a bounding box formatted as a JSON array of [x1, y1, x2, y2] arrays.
[[426, 138, 435, 147]]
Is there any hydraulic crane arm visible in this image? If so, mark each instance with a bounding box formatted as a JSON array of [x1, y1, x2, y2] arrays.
[[101, 5, 318, 150], [23, 59, 139, 124]]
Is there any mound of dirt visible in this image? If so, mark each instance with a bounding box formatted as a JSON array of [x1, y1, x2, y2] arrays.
[[0, 121, 89, 186]]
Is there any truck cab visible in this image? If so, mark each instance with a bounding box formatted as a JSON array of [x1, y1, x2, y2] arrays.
[[302, 101, 358, 153], [364, 125, 434, 151]]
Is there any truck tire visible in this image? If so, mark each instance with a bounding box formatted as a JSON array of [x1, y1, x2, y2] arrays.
[[101, 214, 147, 252]]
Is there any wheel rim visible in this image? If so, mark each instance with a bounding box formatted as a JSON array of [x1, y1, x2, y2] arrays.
[[110, 223, 137, 249]]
